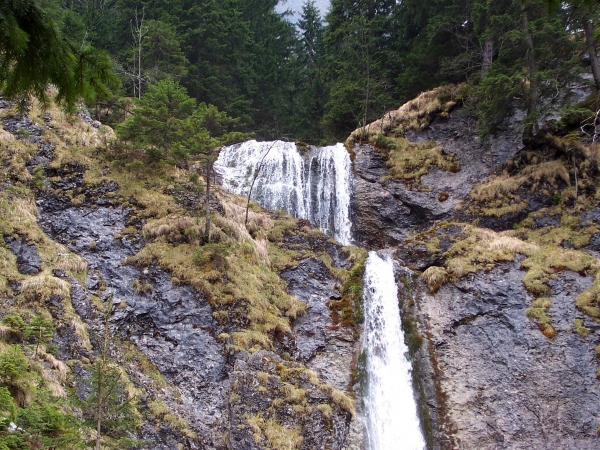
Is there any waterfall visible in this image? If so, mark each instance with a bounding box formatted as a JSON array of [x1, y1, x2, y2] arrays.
[[214, 140, 353, 245], [216, 141, 425, 448], [363, 252, 425, 450]]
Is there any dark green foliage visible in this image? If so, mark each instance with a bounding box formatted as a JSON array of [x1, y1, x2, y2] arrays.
[[0, 345, 84, 449], [116, 79, 246, 161], [82, 359, 139, 449], [116, 79, 196, 158], [1, 315, 26, 334], [322, 0, 398, 139], [289, 1, 327, 142], [24, 315, 54, 356], [142, 20, 188, 84], [5, 389, 84, 450], [0, 345, 29, 394], [27, 0, 600, 141], [79, 312, 141, 450], [0, 0, 116, 111]]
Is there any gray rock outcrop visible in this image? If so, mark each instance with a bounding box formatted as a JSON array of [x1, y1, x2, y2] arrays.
[[410, 262, 600, 449], [351, 109, 522, 249], [6, 236, 42, 275]]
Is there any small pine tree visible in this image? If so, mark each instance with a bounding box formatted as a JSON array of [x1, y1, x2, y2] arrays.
[[24, 315, 54, 356], [84, 313, 139, 450]]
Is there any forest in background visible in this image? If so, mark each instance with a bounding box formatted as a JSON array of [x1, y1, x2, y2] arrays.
[[7, 0, 598, 144]]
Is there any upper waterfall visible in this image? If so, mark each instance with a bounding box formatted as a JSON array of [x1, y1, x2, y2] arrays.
[[214, 140, 353, 245]]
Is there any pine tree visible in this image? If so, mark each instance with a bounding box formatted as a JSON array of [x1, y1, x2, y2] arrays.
[[84, 312, 139, 450], [0, 0, 116, 111], [116, 79, 196, 159], [293, 0, 326, 141], [323, 0, 397, 140], [24, 315, 54, 356]]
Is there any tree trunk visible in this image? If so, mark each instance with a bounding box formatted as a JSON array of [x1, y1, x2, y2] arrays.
[[522, 2, 539, 137], [130, 7, 146, 99], [95, 373, 102, 450], [204, 159, 211, 242], [482, 38, 493, 75], [245, 142, 277, 225], [583, 16, 600, 91]]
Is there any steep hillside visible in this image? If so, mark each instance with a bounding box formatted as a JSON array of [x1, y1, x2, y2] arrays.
[[0, 98, 366, 449]]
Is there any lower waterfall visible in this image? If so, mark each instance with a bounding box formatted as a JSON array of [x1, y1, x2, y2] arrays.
[[363, 252, 425, 450], [214, 140, 353, 245]]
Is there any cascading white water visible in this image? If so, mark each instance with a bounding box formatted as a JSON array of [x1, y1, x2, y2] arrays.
[[214, 140, 353, 245], [216, 141, 425, 447], [363, 252, 425, 450]]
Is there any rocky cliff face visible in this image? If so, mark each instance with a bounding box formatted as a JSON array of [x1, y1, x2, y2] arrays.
[[0, 100, 362, 449], [351, 107, 522, 249], [399, 262, 600, 449], [350, 84, 600, 449]]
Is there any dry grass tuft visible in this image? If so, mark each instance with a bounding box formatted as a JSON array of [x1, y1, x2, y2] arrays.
[[421, 266, 448, 292], [384, 137, 458, 184], [41, 350, 69, 381], [573, 318, 591, 338], [0, 325, 22, 343], [143, 216, 197, 239], [20, 273, 70, 304], [70, 316, 92, 350], [320, 385, 355, 416], [521, 247, 597, 296], [469, 160, 571, 217], [246, 414, 303, 450], [317, 403, 332, 420], [575, 278, 600, 319], [526, 298, 554, 338], [281, 383, 307, 404], [347, 84, 465, 143], [444, 225, 536, 278]]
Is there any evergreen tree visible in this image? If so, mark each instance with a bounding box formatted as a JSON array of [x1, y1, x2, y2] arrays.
[[24, 315, 54, 356], [142, 19, 188, 84], [0, 0, 116, 111], [323, 0, 397, 140], [116, 79, 196, 159], [293, 0, 326, 141], [83, 312, 139, 450], [473, 0, 578, 136]]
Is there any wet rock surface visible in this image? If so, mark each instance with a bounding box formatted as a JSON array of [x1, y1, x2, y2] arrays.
[[2, 115, 44, 143], [37, 197, 228, 448], [78, 109, 102, 129], [5, 236, 42, 274], [280, 250, 364, 449], [351, 108, 522, 249], [282, 258, 357, 390], [417, 261, 600, 449], [282, 258, 339, 361], [394, 225, 462, 272], [587, 234, 600, 258]]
